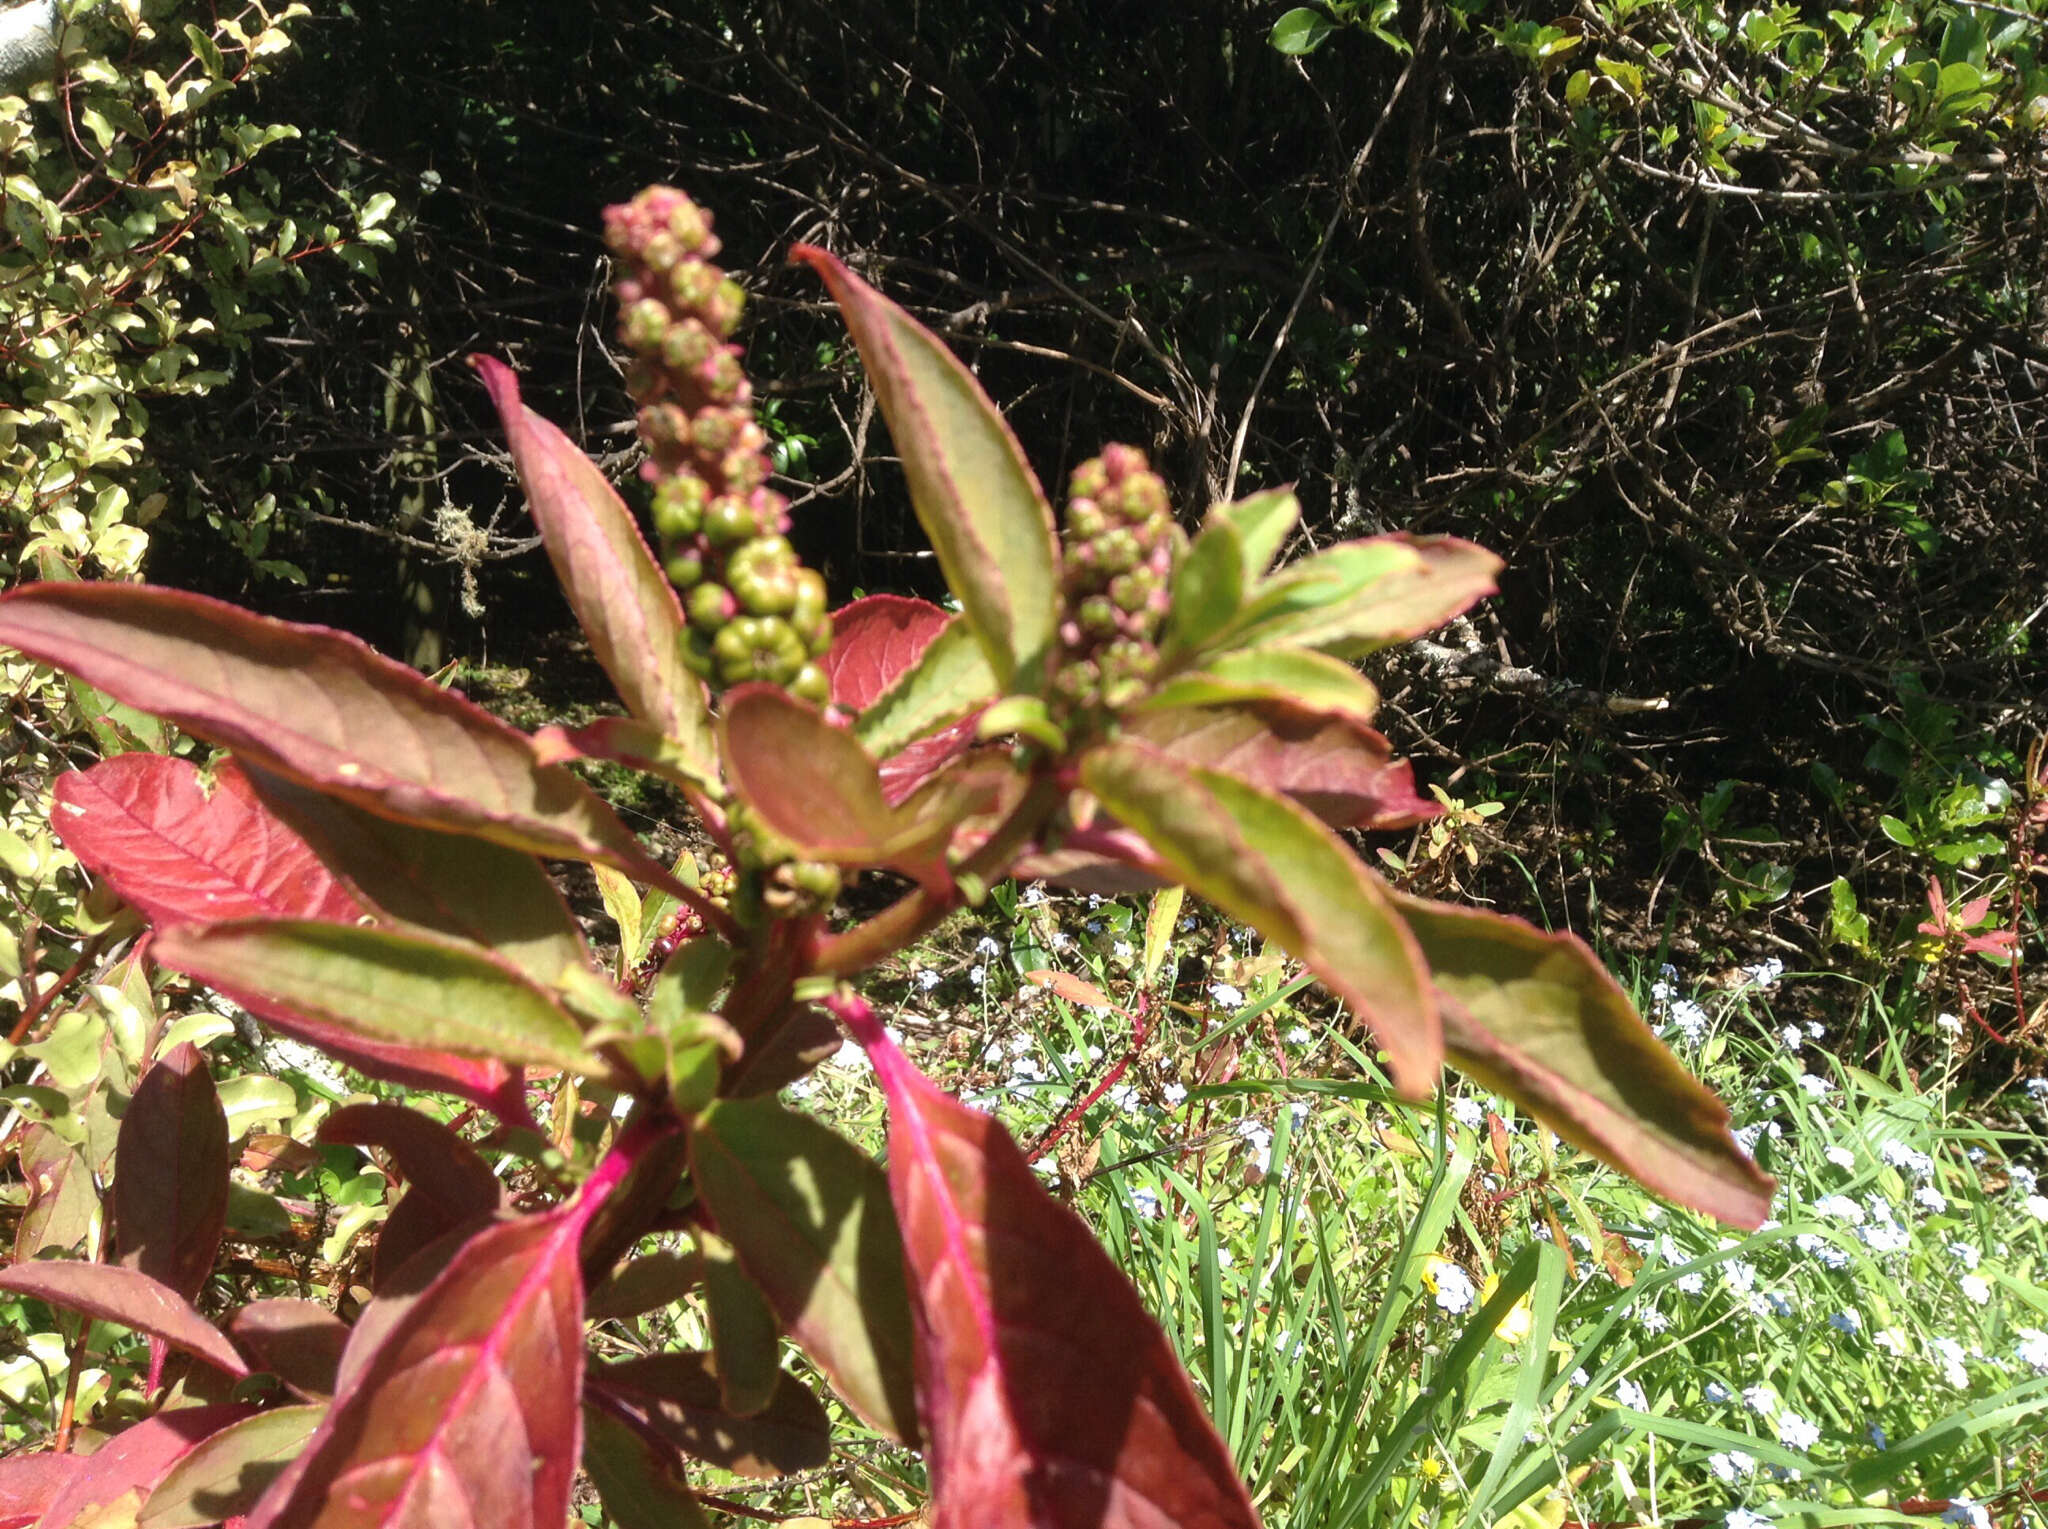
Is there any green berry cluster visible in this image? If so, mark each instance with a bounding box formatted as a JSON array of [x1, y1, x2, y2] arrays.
[[605, 187, 831, 702], [1052, 444, 1184, 719]]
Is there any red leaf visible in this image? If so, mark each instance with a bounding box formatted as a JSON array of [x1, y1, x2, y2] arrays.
[[1128, 703, 1436, 831], [319, 1104, 506, 1284], [226, 1299, 350, 1398], [0, 1452, 83, 1529], [116, 1042, 229, 1304], [245, 1126, 656, 1529], [0, 1261, 249, 1379], [0, 583, 664, 880], [28, 1405, 253, 1529], [471, 356, 715, 777], [116, 1040, 229, 1394], [877, 714, 984, 808], [49, 755, 365, 929], [14, 1125, 94, 1261], [830, 997, 1262, 1529], [823, 595, 953, 713]]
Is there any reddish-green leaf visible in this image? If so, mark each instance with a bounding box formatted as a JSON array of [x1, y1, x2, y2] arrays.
[[824, 594, 953, 713], [792, 246, 1061, 691], [226, 1299, 350, 1398], [155, 919, 596, 1077], [688, 1096, 920, 1444], [242, 762, 588, 988], [246, 1149, 630, 1529], [115, 1042, 228, 1306], [1127, 702, 1435, 830], [846, 1011, 1262, 1529], [29, 1405, 253, 1529], [0, 1262, 248, 1378], [580, 1405, 711, 1529], [589, 1352, 830, 1479], [1084, 740, 1440, 1094], [0, 582, 664, 878], [320, 1104, 506, 1285], [1223, 533, 1502, 657], [1146, 647, 1381, 726], [1388, 892, 1776, 1228], [878, 715, 987, 808], [135, 1402, 325, 1529], [471, 355, 716, 777], [49, 754, 365, 928], [721, 685, 989, 884]]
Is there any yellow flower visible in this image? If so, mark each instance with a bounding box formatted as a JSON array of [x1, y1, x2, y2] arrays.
[[1481, 1272, 1534, 1344]]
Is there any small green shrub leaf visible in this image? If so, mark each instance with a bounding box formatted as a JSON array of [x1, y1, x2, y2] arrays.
[[241, 763, 589, 988], [790, 245, 1060, 692], [1271, 7, 1335, 54]]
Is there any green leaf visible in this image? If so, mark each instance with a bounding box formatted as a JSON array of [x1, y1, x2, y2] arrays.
[[790, 246, 1060, 693], [697, 1230, 783, 1417], [852, 615, 999, 761], [689, 1095, 920, 1444], [1082, 740, 1440, 1094], [589, 1352, 831, 1479], [1214, 488, 1299, 582], [241, 763, 589, 989], [1223, 534, 1502, 658], [1271, 6, 1335, 54], [581, 1406, 713, 1529], [1145, 647, 1380, 726], [1164, 517, 1246, 659], [154, 920, 597, 1077], [1387, 891, 1775, 1228], [138, 1404, 325, 1529]]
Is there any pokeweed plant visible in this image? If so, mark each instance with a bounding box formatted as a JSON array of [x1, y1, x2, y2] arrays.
[[0, 186, 1774, 1529]]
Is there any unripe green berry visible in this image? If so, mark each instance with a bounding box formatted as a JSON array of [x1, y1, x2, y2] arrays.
[[1094, 527, 1141, 576], [652, 474, 708, 540], [1069, 460, 1109, 501], [790, 662, 830, 705], [790, 567, 828, 630], [664, 550, 705, 588], [1068, 499, 1107, 541], [703, 495, 756, 547], [1078, 595, 1118, 639], [667, 199, 710, 251], [692, 408, 740, 456], [671, 258, 718, 309], [687, 581, 737, 632], [1110, 569, 1154, 615], [660, 318, 718, 374], [705, 278, 746, 337], [624, 298, 670, 353]]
